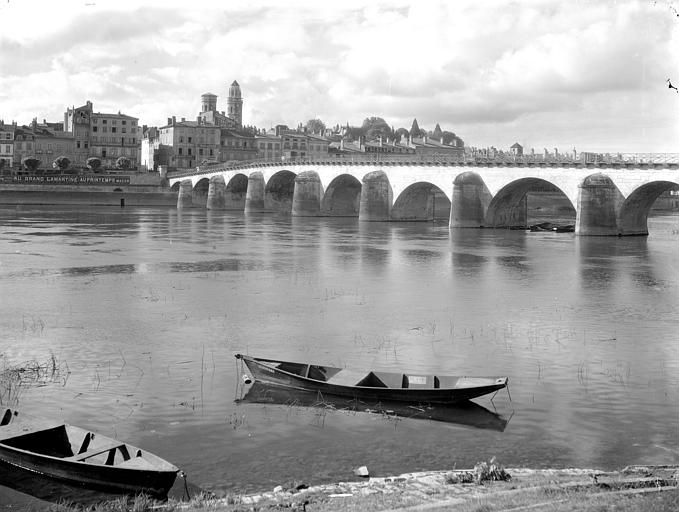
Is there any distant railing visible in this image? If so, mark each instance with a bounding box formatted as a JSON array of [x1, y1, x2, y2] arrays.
[[167, 152, 679, 179]]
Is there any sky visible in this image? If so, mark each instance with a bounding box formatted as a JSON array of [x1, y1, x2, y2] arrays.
[[0, 0, 678, 153]]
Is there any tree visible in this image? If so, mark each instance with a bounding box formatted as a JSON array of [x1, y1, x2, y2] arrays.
[[441, 131, 457, 145], [432, 123, 443, 139], [22, 157, 41, 173], [52, 156, 70, 172], [115, 156, 131, 170], [86, 157, 102, 173], [361, 117, 393, 141], [410, 118, 425, 138], [394, 127, 410, 142], [305, 119, 326, 134]]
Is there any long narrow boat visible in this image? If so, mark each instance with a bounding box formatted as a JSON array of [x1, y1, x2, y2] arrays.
[[235, 354, 508, 404], [0, 409, 178, 500]]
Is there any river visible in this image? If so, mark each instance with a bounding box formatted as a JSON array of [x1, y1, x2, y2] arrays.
[[1, 205, 678, 499]]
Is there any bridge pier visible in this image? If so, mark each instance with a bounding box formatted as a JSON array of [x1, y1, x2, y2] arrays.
[[244, 171, 266, 213], [177, 180, 194, 208], [206, 176, 227, 210], [359, 171, 393, 221], [450, 172, 492, 227], [292, 171, 322, 216], [576, 174, 622, 236]]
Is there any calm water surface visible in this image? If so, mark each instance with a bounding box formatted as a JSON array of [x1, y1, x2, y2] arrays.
[[1, 206, 679, 498]]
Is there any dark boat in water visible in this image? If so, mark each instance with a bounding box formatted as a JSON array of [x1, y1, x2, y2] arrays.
[[237, 381, 510, 432], [235, 354, 508, 404], [0, 409, 179, 500]]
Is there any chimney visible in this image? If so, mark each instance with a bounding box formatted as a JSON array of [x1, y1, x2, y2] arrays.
[[172, 116, 176, 126], [167, 117, 172, 126], [181, 117, 185, 122]]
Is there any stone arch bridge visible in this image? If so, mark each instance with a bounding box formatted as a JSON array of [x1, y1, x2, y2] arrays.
[[168, 160, 679, 236]]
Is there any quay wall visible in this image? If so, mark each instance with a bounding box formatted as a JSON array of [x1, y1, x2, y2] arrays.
[[0, 186, 177, 207], [0, 173, 178, 207]]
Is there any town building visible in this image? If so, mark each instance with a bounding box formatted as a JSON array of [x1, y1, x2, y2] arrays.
[[64, 101, 140, 170], [157, 117, 221, 170], [0, 122, 15, 170], [219, 129, 258, 163], [255, 133, 283, 160], [306, 134, 330, 159], [510, 142, 524, 156]]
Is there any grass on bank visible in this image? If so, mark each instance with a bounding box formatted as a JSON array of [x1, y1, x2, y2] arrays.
[[28, 460, 679, 512], [30, 484, 679, 512]]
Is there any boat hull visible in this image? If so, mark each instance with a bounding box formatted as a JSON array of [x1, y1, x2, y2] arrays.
[[0, 445, 177, 498], [0, 411, 178, 500], [238, 355, 507, 404]]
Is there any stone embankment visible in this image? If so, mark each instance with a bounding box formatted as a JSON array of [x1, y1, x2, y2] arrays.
[[208, 465, 679, 511]]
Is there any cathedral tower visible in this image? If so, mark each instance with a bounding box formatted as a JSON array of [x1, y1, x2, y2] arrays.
[[227, 80, 243, 128]]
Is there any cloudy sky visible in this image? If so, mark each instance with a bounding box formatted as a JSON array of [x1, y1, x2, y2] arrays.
[[1, 0, 678, 153]]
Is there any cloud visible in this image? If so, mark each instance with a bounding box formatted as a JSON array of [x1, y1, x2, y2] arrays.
[[0, 0, 677, 152]]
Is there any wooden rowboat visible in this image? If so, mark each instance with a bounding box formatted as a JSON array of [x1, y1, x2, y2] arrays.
[[235, 354, 508, 404], [0, 409, 179, 500]]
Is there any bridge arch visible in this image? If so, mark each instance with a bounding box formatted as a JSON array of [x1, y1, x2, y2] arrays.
[[265, 170, 297, 214], [618, 180, 679, 236], [485, 177, 573, 229], [321, 174, 362, 217], [392, 182, 451, 221]]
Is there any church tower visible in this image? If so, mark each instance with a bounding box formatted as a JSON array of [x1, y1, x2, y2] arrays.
[[227, 80, 243, 128], [201, 93, 217, 113]]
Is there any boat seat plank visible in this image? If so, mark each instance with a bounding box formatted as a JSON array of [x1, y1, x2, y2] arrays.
[[116, 456, 156, 470], [66, 442, 124, 461], [327, 368, 371, 387], [371, 372, 407, 389]]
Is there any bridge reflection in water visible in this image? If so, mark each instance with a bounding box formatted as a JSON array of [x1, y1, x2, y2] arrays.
[[236, 382, 510, 433]]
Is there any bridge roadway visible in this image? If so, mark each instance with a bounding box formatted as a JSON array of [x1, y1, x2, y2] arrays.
[[167, 160, 679, 236]]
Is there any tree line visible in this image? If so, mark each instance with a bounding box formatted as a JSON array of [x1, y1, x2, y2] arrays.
[[304, 117, 463, 146]]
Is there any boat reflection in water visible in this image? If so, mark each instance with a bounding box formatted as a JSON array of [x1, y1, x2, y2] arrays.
[[236, 382, 511, 432]]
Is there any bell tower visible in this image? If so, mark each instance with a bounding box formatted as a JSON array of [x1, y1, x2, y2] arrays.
[[227, 80, 243, 128], [201, 93, 217, 113]]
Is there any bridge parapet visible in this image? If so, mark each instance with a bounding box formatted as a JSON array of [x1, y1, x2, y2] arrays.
[[168, 153, 679, 180]]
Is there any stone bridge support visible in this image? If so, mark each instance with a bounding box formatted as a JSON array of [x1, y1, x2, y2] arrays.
[[177, 180, 194, 208], [207, 176, 227, 210], [292, 171, 322, 216], [244, 172, 266, 213], [359, 171, 393, 221], [450, 172, 492, 227], [576, 174, 622, 236]]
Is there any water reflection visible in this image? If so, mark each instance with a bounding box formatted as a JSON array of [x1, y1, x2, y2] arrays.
[[237, 382, 509, 432]]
